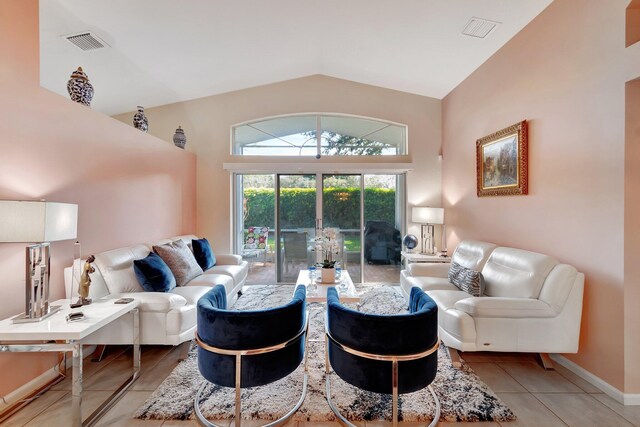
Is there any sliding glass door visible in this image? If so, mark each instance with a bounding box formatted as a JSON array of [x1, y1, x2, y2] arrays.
[[363, 174, 404, 283], [277, 175, 316, 283], [235, 172, 405, 284], [322, 175, 362, 283]]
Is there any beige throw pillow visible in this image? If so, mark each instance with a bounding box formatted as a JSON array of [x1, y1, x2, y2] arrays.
[[153, 239, 203, 287]]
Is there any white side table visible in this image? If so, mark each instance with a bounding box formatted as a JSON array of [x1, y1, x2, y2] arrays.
[[0, 298, 140, 427], [401, 251, 451, 269]]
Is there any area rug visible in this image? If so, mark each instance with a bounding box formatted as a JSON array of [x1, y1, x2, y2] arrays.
[[135, 285, 516, 423]]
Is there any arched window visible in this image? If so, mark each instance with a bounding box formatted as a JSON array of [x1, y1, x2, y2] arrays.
[[232, 113, 407, 156]]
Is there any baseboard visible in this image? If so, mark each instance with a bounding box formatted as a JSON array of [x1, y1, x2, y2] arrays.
[[0, 365, 61, 414], [551, 354, 640, 405], [0, 345, 97, 420]]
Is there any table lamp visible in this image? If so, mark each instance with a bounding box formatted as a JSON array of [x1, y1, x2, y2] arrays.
[[411, 207, 444, 255], [0, 201, 78, 323]]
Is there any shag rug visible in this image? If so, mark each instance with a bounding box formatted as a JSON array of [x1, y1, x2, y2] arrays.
[[135, 285, 516, 423]]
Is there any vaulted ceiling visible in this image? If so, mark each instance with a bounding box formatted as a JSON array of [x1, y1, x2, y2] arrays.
[[40, 0, 553, 115]]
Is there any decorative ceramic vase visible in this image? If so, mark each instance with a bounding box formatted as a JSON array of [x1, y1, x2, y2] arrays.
[[173, 126, 186, 149], [66, 66, 94, 107], [321, 267, 336, 284], [133, 106, 149, 132], [402, 234, 419, 251]]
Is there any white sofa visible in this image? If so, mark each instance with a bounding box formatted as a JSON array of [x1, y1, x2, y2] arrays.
[[63, 234, 249, 346], [400, 240, 585, 368]]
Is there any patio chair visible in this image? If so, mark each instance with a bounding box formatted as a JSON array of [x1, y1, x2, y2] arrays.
[[241, 226, 270, 268], [282, 229, 309, 272], [325, 286, 440, 427], [364, 220, 402, 265]]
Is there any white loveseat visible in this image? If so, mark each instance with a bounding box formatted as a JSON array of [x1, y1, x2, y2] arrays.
[[400, 240, 585, 368], [63, 234, 248, 346]]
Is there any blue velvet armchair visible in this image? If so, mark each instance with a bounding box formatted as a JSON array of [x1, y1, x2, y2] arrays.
[[195, 284, 309, 427], [325, 286, 440, 427]]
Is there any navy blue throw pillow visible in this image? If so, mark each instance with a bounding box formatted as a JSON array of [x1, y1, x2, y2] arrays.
[[192, 238, 216, 270], [134, 253, 176, 292]]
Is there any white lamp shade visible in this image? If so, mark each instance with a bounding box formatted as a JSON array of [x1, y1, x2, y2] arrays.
[[0, 201, 78, 243], [412, 207, 444, 225]]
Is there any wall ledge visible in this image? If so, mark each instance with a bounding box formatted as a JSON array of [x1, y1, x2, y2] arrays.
[[551, 354, 640, 405], [223, 162, 415, 174]]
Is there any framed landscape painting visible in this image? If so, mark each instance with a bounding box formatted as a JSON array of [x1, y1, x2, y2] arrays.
[[476, 120, 528, 197]]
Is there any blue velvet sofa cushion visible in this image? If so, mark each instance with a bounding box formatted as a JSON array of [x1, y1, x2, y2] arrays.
[[133, 252, 176, 292], [192, 238, 216, 270], [197, 284, 306, 388], [327, 286, 438, 394]]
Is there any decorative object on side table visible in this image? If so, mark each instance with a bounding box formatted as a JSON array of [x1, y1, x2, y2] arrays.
[[440, 224, 448, 256], [75, 255, 95, 306], [315, 227, 340, 283], [477, 120, 528, 197], [0, 201, 78, 323], [412, 206, 444, 255], [402, 234, 419, 252], [173, 126, 187, 148], [67, 66, 94, 107], [133, 106, 149, 132]]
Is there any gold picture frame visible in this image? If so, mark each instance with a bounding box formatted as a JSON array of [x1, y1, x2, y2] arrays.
[[476, 120, 528, 197]]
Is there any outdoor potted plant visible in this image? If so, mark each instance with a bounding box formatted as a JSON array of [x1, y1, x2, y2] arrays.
[[316, 227, 341, 283]]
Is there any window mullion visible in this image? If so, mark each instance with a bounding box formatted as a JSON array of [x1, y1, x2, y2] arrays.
[[316, 115, 322, 159]]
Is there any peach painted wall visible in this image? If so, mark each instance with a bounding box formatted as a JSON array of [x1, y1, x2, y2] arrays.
[[627, 0, 640, 47], [625, 79, 640, 393], [0, 0, 196, 396], [443, 0, 640, 392], [113, 75, 443, 253]]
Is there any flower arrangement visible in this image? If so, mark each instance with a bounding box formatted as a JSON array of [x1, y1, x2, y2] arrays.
[[315, 227, 341, 268]]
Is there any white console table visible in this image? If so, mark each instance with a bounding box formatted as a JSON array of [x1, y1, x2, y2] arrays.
[[0, 299, 140, 427]]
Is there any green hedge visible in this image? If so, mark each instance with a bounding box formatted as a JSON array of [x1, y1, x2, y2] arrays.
[[243, 188, 396, 229]]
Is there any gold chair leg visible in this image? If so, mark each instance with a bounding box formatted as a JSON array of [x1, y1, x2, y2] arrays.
[[235, 354, 242, 427], [195, 331, 310, 427], [326, 361, 441, 427], [392, 360, 399, 427], [427, 385, 441, 426], [325, 374, 354, 427], [194, 373, 309, 427], [194, 381, 227, 427], [325, 370, 440, 427]]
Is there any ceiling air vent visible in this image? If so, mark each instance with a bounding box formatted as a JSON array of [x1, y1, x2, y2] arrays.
[[462, 17, 500, 39], [63, 32, 109, 51]]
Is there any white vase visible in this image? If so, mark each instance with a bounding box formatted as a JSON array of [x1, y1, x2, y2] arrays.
[[321, 267, 336, 283]]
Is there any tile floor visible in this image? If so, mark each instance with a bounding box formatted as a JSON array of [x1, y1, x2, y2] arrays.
[[3, 344, 640, 427]]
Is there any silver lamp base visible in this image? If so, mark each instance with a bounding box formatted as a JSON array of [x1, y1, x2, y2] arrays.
[[420, 224, 436, 255], [12, 305, 62, 324]]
